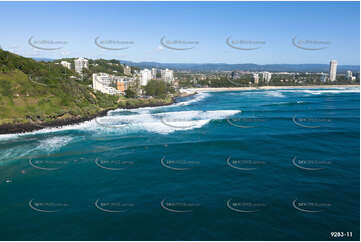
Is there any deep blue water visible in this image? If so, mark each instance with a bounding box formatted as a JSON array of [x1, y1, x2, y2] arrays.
[[0, 87, 359, 240]]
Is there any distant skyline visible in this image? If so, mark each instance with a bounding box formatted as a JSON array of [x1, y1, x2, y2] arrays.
[[0, 1, 359, 65]]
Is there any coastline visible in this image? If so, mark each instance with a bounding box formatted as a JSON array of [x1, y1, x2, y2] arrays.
[[187, 84, 360, 92], [0, 84, 357, 135], [0, 94, 190, 135], [0, 104, 164, 135], [0, 92, 198, 135]]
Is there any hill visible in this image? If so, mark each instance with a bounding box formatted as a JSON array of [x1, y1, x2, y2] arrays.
[[0, 50, 172, 134]]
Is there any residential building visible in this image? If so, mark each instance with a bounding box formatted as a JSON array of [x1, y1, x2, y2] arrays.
[[92, 73, 123, 95], [253, 73, 259, 84], [261, 72, 272, 83], [161, 69, 174, 83], [60, 61, 71, 70], [320, 73, 327, 82], [329, 60, 337, 81], [117, 81, 126, 92], [124, 65, 131, 76], [74, 57, 89, 74], [116, 77, 133, 92], [346, 70, 353, 80], [151, 68, 157, 79], [140, 69, 152, 86]]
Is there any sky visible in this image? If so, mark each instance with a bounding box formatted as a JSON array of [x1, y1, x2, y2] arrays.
[[0, 1, 359, 65]]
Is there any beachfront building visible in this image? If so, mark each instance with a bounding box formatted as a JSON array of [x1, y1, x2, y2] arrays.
[[346, 70, 353, 80], [356, 72, 360, 80], [92, 73, 125, 95], [261, 72, 272, 83], [140, 69, 152, 86], [320, 73, 328, 82], [74, 57, 89, 74], [253, 73, 259, 84], [60, 61, 71, 70], [329, 60, 337, 82], [161, 69, 174, 83]]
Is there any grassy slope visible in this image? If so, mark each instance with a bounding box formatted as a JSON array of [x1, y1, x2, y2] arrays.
[[0, 50, 171, 126], [0, 69, 121, 125]]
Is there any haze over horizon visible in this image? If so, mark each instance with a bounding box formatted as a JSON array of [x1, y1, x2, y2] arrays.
[[0, 1, 359, 65]]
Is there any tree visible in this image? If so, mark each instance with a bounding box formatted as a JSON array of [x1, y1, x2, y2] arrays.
[[125, 88, 136, 98], [144, 79, 168, 98]]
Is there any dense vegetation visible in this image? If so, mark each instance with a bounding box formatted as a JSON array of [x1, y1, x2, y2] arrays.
[[144, 79, 175, 98]]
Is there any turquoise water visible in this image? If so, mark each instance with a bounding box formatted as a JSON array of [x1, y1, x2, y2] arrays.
[[0, 87, 359, 240]]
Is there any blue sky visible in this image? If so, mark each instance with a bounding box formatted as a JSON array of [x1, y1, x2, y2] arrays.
[[0, 1, 359, 65]]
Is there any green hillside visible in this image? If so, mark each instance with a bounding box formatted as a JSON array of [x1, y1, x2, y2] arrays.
[[0, 50, 135, 126]]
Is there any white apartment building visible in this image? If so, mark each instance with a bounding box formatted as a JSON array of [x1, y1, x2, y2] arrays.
[[329, 60, 337, 82], [92, 73, 122, 95], [161, 69, 174, 83], [320, 73, 327, 82], [140, 69, 152, 86], [253, 73, 259, 84], [262, 72, 272, 83], [74, 57, 89, 74], [60, 61, 71, 70], [346, 70, 353, 80], [151, 68, 157, 79]]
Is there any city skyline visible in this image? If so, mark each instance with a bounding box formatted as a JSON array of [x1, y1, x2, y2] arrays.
[[0, 1, 359, 65]]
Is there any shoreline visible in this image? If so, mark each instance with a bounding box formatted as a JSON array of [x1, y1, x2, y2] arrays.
[[0, 92, 197, 135], [187, 84, 360, 92], [0, 84, 357, 135], [0, 103, 169, 135]]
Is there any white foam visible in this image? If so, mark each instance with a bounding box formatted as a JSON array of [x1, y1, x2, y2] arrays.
[[230, 90, 286, 98], [0, 147, 29, 162], [108, 92, 210, 115], [229, 87, 359, 97], [173, 92, 210, 107], [0, 109, 240, 139], [0, 119, 96, 140], [0, 93, 214, 139], [96, 110, 241, 134], [0, 136, 73, 162], [304, 89, 360, 95], [36, 136, 73, 153], [279, 87, 360, 95], [0, 133, 20, 141], [263, 91, 285, 98]]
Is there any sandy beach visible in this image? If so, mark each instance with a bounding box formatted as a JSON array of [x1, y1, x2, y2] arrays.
[[186, 85, 360, 93]]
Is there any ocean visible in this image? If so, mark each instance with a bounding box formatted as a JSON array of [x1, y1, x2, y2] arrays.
[[0, 87, 359, 240]]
